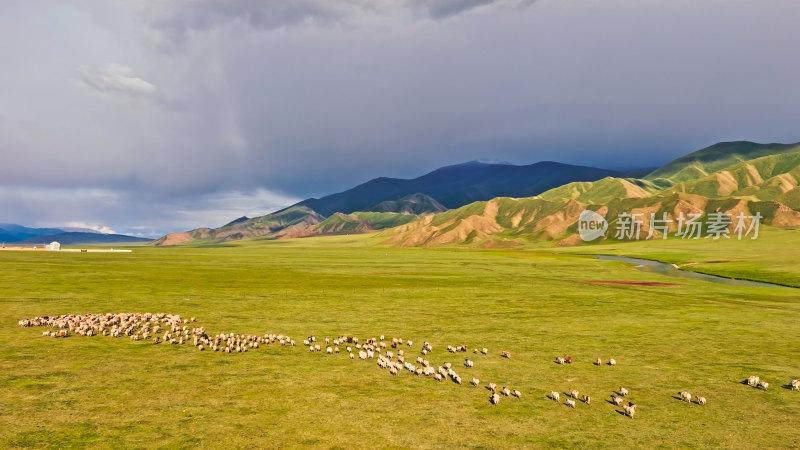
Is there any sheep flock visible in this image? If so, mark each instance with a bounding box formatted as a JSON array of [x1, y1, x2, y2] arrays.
[[18, 313, 800, 416]]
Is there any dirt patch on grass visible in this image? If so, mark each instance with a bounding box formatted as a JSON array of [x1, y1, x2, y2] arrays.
[[584, 280, 682, 287]]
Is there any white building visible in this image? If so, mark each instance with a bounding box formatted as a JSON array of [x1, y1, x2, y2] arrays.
[[45, 241, 61, 251]]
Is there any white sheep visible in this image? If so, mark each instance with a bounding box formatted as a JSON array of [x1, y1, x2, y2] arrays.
[[481, 348, 488, 355], [758, 381, 769, 390], [568, 388, 579, 399], [471, 378, 480, 386], [619, 386, 629, 397], [792, 379, 800, 390], [697, 396, 707, 406], [608, 358, 616, 366], [491, 393, 500, 405], [679, 391, 692, 402], [550, 391, 560, 401], [465, 359, 474, 368], [566, 399, 576, 408]]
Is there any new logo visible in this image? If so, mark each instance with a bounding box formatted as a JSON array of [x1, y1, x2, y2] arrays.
[[578, 210, 608, 241]]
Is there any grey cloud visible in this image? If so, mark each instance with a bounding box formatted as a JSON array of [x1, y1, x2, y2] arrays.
[[141, 0, 536, 50]]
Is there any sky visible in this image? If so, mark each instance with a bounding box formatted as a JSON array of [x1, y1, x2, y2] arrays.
[[1, 0, 799, 237]]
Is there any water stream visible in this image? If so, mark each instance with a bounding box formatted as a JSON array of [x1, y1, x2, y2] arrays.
[[595, 255, 792, 289]]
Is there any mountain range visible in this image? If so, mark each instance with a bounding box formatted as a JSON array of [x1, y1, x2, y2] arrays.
[[154, 141, 800, 247], [0, 224, 151, 245]]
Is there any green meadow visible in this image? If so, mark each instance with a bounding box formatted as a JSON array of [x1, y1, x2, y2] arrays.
[[1, 232, 799, 448]]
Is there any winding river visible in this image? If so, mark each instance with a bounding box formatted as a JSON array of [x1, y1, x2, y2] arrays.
[[595, 255, 792, 289]]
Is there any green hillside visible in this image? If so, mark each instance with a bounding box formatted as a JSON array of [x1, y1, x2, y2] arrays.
[[644, 141, 800, 186]]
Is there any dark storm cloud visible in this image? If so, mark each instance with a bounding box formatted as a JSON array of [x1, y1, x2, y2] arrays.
[[1, 0, 799, 236]]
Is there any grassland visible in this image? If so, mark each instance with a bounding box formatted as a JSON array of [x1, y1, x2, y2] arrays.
[[561, 227, 800, 288], [1, 233, 799, 448]]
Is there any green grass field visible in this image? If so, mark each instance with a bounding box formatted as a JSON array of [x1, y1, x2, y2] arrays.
[[1, 233, 799, 448]]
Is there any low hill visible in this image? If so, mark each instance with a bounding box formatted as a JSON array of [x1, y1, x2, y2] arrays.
[[153, 206, 419, 246], [152, 206, 326, 246]]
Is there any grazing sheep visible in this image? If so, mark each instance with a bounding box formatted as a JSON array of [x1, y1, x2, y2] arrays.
[[314, 344, 321, 352], [473, 348, 478, 354], [758, 381, 769, 390], [679, 391, 692, 402], [550, 391, 560, 401], [471, 378, 480, 386], [444, 362, 452, 370], [465, 359, 474, 368], [582, 395, 590, 405], [608, 358, 616, 366], [407, 340, 413, 347], [512, 389, 521, 398], [564, 356, 574, 364], [566, 399, 576, 408], [569, 388, 579, 399], [555, 357, 566, 365], [487, 382, 498, 392], [434, 373, 443, 381], [491, 393, 500, 405], [619, 387, 629, 397], [697, 396, 707, 406], [747, 375, 760, 387], [349, 352, 354, 359], [611, 396, 623, 406], [501, 387, 511, 397], [501, 351, 511, 358], [623, 404, 636, 418], [359, 351, 367, 360], [481, 348, 488, 355], [791, 379, 800, 390], [326, 346, 333, 354], [595, 358, 602, 365]]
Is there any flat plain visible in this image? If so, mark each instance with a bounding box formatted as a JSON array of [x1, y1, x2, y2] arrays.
[[1, 232, 798, 448]]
